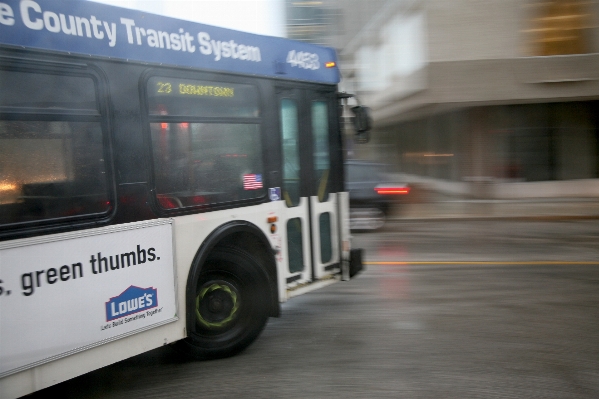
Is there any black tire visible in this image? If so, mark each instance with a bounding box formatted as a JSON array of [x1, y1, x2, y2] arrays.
[[175, 247, 269, 359]]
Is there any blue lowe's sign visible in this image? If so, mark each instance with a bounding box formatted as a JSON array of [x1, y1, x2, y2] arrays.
[[105, 285, 158, 322], [0, 0, 340, 84]]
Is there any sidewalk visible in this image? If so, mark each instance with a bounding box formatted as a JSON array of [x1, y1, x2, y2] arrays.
[[389, 196, 599, 221]]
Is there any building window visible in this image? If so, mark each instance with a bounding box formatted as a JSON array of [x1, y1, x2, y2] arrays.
[[524, 0, 596, 56]]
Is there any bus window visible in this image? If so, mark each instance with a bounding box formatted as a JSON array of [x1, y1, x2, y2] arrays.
[[312, 100, 330, 202], [319, 212, 333, 263], [287, 217, 304, 273], [0, 70, 110, 227], [280, 99, 301, 207], [150, 123, 263, 208], [0, 70, 97, 111], [146, 77, 264, 209]]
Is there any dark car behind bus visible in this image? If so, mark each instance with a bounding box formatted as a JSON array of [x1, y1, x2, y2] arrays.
[[345, 160, 410, 230]]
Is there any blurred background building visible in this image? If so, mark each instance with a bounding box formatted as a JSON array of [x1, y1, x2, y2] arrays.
[[286, 0, 599, 199]]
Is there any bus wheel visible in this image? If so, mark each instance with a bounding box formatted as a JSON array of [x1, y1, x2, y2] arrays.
[[176, 247, 269, 359]]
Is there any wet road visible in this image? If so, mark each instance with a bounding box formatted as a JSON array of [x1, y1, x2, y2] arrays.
[[28, 221, 599, 398]]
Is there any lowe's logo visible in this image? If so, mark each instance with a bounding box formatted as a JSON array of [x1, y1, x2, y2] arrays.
[[105, 286, 158, 321]]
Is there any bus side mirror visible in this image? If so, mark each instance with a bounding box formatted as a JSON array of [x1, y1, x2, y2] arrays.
[[351, 106, 372, 132], [351, 106, 372, 143]]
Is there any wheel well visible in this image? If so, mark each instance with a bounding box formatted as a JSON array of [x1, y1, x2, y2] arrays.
[[216, 232, 272, 272], [214, 231, 279, 317], [186, 222, 280, 337]]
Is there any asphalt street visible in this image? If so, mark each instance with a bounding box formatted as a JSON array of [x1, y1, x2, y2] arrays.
[[26, 220, 599, 399]]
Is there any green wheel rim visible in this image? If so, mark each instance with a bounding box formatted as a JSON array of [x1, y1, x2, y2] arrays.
[[196, 282, 240, 329]]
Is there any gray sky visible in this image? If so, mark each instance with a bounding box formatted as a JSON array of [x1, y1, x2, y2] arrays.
[[89, 0, 285, 37]]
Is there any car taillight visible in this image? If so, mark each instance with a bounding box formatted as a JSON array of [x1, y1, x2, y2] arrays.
[[190, 195, 206, 205], [374, 186, 410, 195], [157, 196, 178, 209]]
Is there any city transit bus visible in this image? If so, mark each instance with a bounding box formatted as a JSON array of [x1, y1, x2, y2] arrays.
[[0, 1, 367, 397]]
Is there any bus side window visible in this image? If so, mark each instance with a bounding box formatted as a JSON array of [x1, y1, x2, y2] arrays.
[[0, 70, 111, 227], [149, 122, 264, 207], [146, 77, 264, 210]]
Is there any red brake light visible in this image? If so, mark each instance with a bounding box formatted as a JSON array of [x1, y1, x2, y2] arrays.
[[157, 196, 178, 209], [190, 195, 206, 205], [375, 186, 410, 195]]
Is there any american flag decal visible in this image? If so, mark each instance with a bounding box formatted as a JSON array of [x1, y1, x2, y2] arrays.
[[243, 174, 263, 190]]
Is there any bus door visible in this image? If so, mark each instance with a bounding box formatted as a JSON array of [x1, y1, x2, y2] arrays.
[[277, 88, 340, 290]]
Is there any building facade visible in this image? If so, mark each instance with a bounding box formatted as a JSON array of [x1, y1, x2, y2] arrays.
[[288, 0, 599, 199]]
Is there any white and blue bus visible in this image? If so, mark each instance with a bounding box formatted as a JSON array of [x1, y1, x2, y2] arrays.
[[0, 1, 367, 397]]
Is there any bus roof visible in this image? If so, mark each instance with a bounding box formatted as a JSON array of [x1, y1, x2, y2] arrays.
[[0, 0, 340, 84]]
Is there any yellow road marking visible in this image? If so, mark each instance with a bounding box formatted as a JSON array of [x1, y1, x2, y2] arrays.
[[365, 261, 599, 265]]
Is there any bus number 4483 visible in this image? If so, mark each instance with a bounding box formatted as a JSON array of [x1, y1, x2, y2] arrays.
[[286, 50, 320, 70]]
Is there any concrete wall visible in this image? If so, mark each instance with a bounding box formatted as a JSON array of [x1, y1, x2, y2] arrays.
[[426, 0, 521, 62]]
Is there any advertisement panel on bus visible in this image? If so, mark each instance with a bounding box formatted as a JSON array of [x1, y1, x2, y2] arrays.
[[0, 219, 178, 378]]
